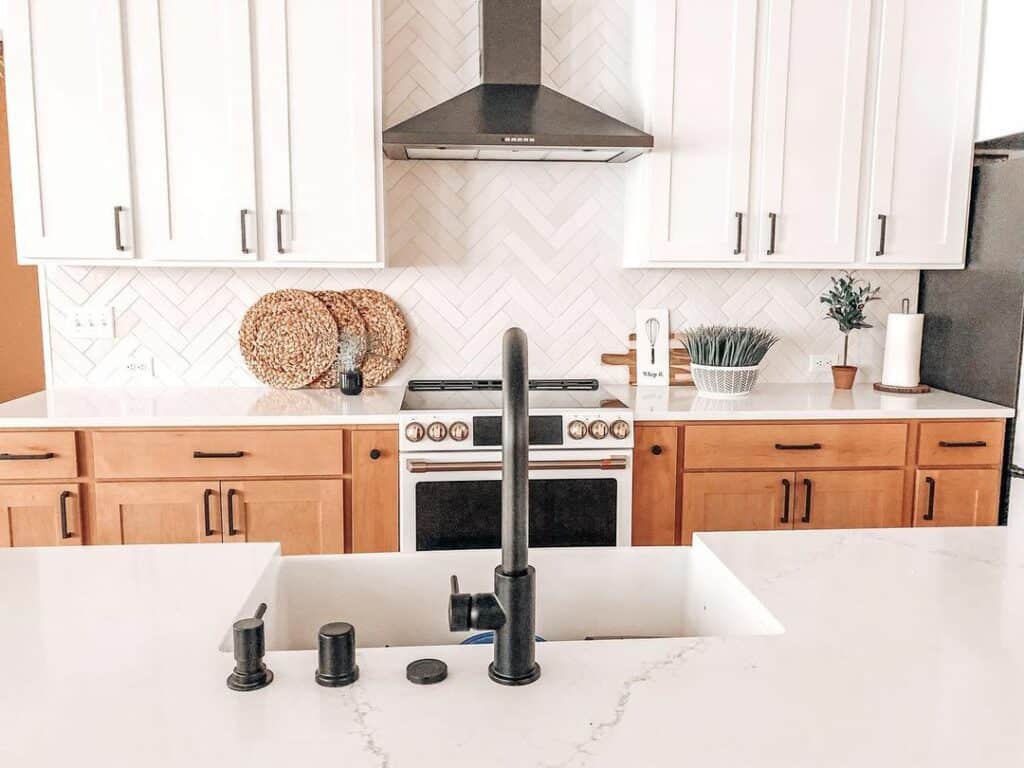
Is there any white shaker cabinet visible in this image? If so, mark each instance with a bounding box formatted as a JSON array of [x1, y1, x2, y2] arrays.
[[124, 0, 259, 263], [756, 0, 871, 265], [5, 0, 135, 261], [866, 0, 983, 267], [254, 0, 384, 266]]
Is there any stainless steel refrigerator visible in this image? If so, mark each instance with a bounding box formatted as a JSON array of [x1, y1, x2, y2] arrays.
[[919, 132, 1024, 524]]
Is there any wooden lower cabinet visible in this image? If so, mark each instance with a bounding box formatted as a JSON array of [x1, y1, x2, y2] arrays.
[[221, 479, 344, 555], [349, 430, 399, 553], [94, 482, 222, 546], [682, 472, 793, 544], [913, 468, 1001, 527], [0, 483, 82, 547], [793, 470, 904, 530], [632, 425, 680, 545]]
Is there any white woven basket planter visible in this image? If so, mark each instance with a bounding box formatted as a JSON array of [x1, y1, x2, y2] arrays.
[[690, 363, 761, 398]]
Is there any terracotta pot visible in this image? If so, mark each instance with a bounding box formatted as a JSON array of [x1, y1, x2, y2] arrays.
[[831, 365, 858, 390]]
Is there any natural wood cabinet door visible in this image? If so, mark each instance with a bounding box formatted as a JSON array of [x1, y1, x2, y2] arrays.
[[793, 470, 904, 530], [94, 482, 221, 545], [632, 425, 679, 545], [0, 483, 82, 547], [349, 430, 399, 553], [682, 472, 795, 545], [220, 479, 344, 555], [914, 469, 1000, 527]]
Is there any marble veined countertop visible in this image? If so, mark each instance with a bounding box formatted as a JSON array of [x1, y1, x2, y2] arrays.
[[2, 526, 1023, 766]]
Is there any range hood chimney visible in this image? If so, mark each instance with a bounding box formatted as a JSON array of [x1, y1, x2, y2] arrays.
[[382, 0, 653, 163]]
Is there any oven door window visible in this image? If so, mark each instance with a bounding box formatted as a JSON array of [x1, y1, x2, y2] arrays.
[[415, 479, 617, 551]]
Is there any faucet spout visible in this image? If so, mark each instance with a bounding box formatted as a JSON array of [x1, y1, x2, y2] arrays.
[[501, 327, 529, 576]]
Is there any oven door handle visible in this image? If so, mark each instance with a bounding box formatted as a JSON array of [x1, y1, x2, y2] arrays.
[[406, 457, 628, 474]]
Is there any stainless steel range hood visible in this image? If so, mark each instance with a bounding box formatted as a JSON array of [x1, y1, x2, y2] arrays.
[[382, 0, 653, 163]]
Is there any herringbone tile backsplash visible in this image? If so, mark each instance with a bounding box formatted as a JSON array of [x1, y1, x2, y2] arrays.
[[41, 0, 918, 388]]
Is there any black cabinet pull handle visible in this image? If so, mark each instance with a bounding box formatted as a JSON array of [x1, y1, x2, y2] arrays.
[[774, 443, 822, 451], [203, 489, 216, 537], [733, 212, 743, 255], [875, 213, 887, 256], [780, 478, 791, 524], [924, 477, 936, 521], [59, 490, 73, 539], [766, 212, 777, 255], [227, 489, 239, 536], [0, 451, 55, 461], [275, 208, 286, 254], [938, 440, 987, 448], [114, 205, 127, 251], [240, 209, 252, 254], [801, 478, 812, 524], [651, 445, 663, 456], [193, 450, 245, 459], [369, 449, 382, 460]]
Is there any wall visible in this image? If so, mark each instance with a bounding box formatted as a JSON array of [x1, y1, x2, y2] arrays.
[[977, 0, 1024, 141], [40, 0, 917, 388], [0, 48, 44, 402]]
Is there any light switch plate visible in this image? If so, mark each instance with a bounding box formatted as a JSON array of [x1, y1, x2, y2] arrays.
[[66, 306, 115, 339]]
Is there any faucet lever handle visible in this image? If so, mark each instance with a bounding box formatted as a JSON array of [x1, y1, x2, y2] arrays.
[[450, 575, 460, 595], [449, 573, 472, 632]]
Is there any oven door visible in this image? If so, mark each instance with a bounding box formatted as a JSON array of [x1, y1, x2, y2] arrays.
[[399, 449, 632, 552]]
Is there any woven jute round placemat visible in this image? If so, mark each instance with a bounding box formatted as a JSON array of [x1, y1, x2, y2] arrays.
[[342, 289, 410, 387], [239, 289, 337, 389], [308, 290, 368, 389]]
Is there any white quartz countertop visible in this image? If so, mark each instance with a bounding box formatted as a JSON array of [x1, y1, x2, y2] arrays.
[[0, 383, 1011, 428], [3, 527, 1024, 766]]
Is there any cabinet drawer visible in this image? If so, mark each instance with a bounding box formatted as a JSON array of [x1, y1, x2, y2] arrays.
[[0, 432, 78, 480], [92, 430, 344, 479], [917, 421, 1004, 467], [684, 423, 907, 470]]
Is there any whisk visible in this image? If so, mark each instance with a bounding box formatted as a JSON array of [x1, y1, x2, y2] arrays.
[[645, 317, 660, 364]]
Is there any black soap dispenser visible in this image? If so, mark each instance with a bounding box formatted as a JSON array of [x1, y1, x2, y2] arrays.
[[227, 603, 274, 691]]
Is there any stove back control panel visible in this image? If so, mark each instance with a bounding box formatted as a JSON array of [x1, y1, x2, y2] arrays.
[[399, 414, 633, 451]]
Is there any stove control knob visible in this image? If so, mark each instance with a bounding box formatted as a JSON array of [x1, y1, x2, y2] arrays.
[[567, 420, 588, 440], [449, 421, 469, 442], [588, 420, 609, 440], [405, 422, 425, 442], [427, 422, 448, 442], [610, 420, 631, 440]]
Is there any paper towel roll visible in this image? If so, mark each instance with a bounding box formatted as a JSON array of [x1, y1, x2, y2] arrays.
[[881, 313, 924, 387]]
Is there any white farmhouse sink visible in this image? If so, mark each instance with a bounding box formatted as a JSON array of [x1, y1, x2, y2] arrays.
[[223, 545, 782, 652]]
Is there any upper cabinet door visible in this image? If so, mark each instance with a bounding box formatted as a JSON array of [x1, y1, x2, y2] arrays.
[[866, 0, 983, 267], [6, 1, 134, 262], [756, 0, 871, 264], [254, 0, 383, 265], [645, 0, 758, 264], [125, 0, 258, 262]]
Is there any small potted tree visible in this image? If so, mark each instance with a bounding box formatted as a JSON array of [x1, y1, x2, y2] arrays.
[[820, 272, 880, 389]]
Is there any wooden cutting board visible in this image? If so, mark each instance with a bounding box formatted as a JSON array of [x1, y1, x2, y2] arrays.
[[601, 331, 694, 387]]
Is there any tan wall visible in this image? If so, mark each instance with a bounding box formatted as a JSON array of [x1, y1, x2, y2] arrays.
[[0, 51, 45, 403]]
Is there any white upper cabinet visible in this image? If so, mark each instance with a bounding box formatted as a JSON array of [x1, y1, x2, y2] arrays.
[[125, 0, 258, 263], [866, 0, 983, 267], [756, 0, 871, 265], [642, 0, 757, 264], [254, 0, 384, 266], [6, 0, 135, 261]]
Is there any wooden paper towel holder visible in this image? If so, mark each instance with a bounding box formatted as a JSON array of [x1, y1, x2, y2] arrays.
[[873, 382, 931, 394]]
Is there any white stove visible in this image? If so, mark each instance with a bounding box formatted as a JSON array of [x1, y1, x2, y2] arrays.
[[397, 379, 634, 552]]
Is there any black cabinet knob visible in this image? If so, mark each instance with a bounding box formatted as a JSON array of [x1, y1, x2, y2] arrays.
[[651, 445, 663, 456], [369, 449, 382, 460]]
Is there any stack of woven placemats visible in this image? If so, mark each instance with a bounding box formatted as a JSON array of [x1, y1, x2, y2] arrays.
[[239, 289, 409, 389]]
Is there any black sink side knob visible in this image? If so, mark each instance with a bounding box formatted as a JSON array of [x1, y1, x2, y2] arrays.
[[315, 622, 360, 687], [227, 602, 273, 692]]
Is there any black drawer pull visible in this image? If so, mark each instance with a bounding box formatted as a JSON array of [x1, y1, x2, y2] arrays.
[[0, 452, 56, 461], [227, 489, 240, 536], [924, 477, 936, 521], [780, 478, 791, 524], [938, 440, 987, 448], [774, 443, 822, 451], [203, 489, 216, 537], [651, 445, 663, 456], [59, 490, 73, 539], [369, 449, 382, 460], [193, 450, 245, 459], [801, 478, 812, 524]]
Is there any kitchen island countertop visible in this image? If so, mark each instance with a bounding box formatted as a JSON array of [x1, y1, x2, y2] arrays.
[[2, 526, 1023, 767]]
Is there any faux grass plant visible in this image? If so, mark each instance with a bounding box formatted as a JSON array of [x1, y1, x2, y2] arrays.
[[680, 325, 780, 367]]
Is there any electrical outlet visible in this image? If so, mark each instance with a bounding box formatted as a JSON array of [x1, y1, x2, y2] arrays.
[[124, 356, 154, 378], [809, 354, 835, 372], [67, 306, 115, 339]]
